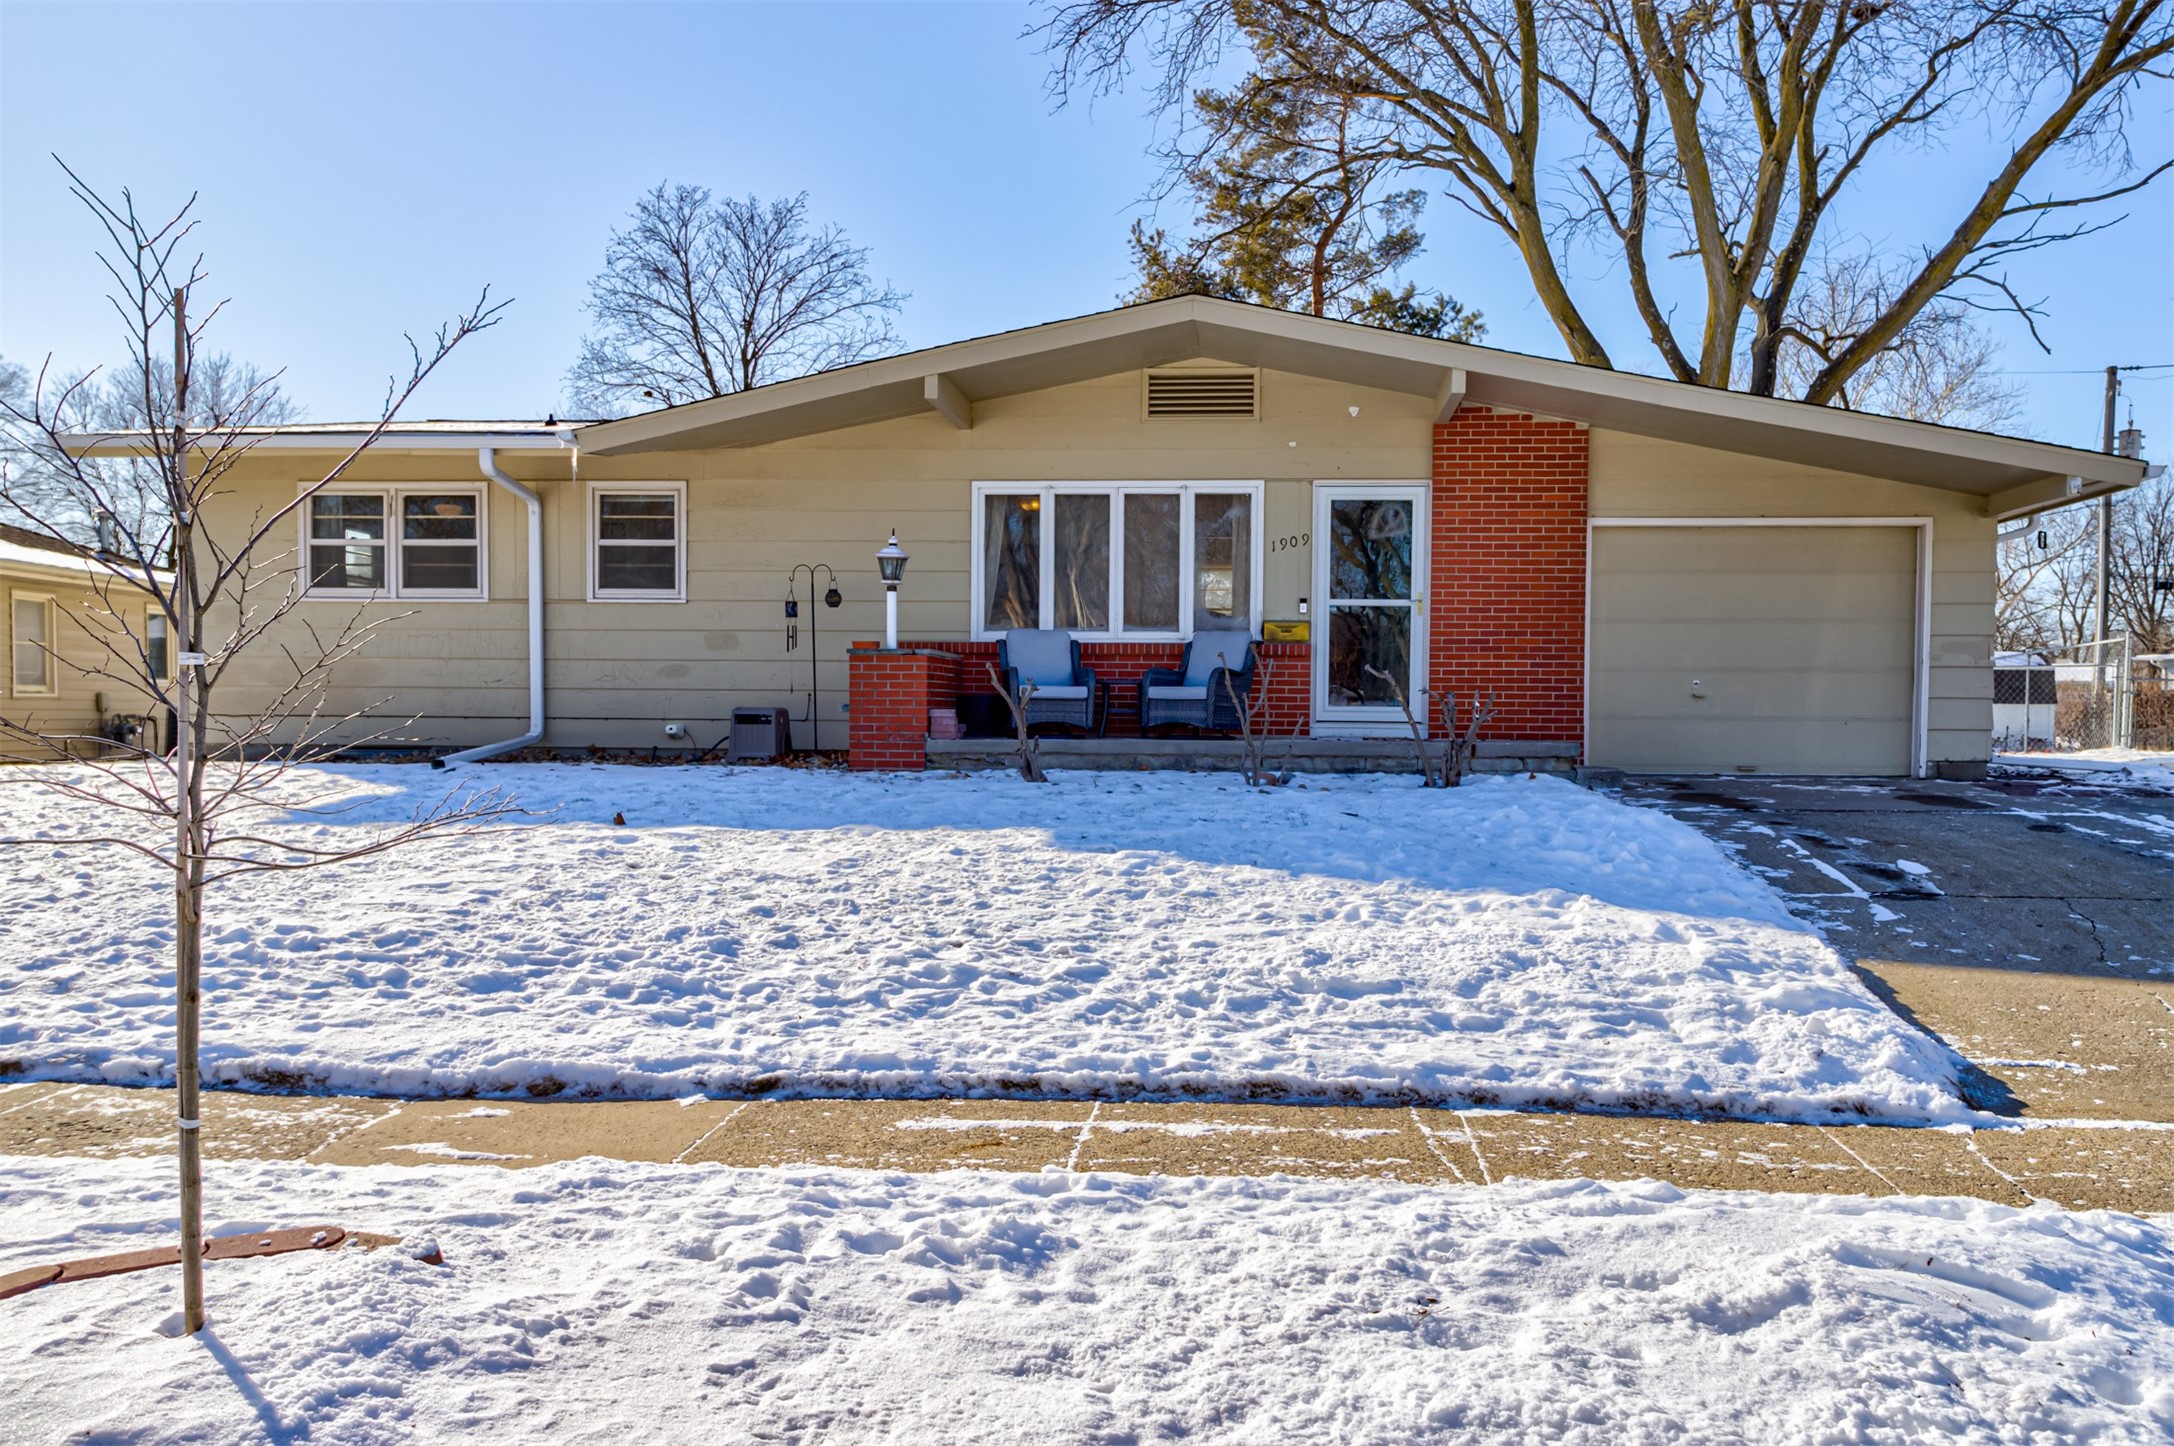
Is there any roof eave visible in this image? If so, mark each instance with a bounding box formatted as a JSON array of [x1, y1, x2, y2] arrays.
[[569, 298, 2145, 505]]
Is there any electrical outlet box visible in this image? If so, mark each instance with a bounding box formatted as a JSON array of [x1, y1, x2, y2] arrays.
[[663, 722, 687, 740]]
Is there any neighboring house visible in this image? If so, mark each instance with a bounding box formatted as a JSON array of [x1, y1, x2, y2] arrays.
[[66, 297, 2145, 777], [0, 522, 168, 760]]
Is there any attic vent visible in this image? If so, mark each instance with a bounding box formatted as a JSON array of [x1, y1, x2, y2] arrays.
[[1145, 369, 1258, 418]]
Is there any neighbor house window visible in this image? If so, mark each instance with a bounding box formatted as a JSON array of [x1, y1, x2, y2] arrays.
[[145, 611, 171, 680], [302, 486, 486, 599], [590, 483, 685, 601], [11, 592, 56, 695], [972, 482, 1260, 641]]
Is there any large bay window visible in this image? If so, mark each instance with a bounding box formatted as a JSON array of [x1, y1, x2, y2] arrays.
[[302, 486, 485, 599], [973, 482, 1260, 640]]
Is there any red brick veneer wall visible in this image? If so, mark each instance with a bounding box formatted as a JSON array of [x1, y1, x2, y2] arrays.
[[1430, 410, 1588, 745], [849, 639, 1314, 769]]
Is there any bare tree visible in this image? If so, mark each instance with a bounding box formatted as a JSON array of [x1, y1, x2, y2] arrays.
[[0, 167, 514, 1335], [1363, 664, 1446, 785], [3, 349, 298, 542], [1768, 255, 2025, 431], [1998, 475, 2174, 653], [568, 185, 906, 416], [985, 662, 1050, 782], [1217, 653, 1277, 785], [1044, 0, 2172, 403]]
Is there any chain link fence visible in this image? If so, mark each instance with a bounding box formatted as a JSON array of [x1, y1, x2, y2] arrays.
[[1999, 637, 2173, 753]]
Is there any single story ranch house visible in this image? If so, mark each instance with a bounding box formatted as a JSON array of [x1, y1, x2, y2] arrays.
[[74, 296, 2144, 777]]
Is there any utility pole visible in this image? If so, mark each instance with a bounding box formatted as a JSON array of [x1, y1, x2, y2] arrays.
[[2096, 365, 2118, 644]]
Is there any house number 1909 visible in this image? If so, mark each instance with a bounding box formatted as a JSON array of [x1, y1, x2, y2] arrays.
[[1270, 532, 1310, 553]]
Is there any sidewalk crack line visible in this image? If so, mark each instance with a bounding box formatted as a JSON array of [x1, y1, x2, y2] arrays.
[[1817, 1126, 1902, 1196], [672, 1101, 752, 1165], [1408, 1106, 1470, 1184], [1456, 1112, 1494, 1186], [1066, 1102, 1101, 1173]]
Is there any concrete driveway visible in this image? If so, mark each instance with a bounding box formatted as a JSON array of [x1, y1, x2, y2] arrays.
[[1612, 765, 2173, 1122]]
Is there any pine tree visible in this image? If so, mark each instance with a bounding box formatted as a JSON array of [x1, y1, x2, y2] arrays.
[[1125, 70, 1482, 342]]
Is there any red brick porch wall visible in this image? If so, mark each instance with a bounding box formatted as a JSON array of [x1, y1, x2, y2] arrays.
[[849, 639, 1312, 770], [1430, 410, 1588, 745]]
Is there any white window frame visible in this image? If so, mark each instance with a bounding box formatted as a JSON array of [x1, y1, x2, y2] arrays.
[[296, 483, 489, 601], [587, 480, 688, 603], [145, 606, 173, 682], [10, 589, 58, 697], [970, 480, 1265, 642]]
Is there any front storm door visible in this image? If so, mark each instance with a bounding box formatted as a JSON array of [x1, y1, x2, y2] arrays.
[[1313, 484, 1428, 732]]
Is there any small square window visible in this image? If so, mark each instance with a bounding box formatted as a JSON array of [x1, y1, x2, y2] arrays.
[[400, 494, 480, 594], [308, 494, 387, 592], [592, 488, 684, 599]]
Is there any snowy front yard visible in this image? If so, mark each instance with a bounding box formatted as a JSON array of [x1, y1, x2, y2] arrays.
[[4, 1156, 2170, 1442], [1, 764, 1966, 1122]]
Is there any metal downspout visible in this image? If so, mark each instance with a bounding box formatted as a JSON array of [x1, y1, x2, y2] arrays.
[[439, 446, 544, 765]]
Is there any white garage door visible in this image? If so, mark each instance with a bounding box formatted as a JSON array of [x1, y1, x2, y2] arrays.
[[1589, 525, 1918, 775]]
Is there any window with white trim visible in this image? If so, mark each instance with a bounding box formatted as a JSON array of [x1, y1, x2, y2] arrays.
[[11, 591, 56, 695], [302, 486, 486, 599], [972, 482, 1260, 640], [589, 483, 685, 601], [145, 609, 172, 681]]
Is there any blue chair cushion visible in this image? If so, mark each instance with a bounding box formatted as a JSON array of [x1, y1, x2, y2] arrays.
[[1184, 630, 1253, 685], [1005, 630, 1076, 686], [1026, 684, 1090, 700], [1145, 685, 1208, 701]]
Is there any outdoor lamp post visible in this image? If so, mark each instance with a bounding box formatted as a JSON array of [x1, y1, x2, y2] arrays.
[[876, 531, 909, 650]]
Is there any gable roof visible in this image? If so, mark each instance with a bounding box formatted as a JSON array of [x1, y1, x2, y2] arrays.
[[574, 295, 2141, 520]]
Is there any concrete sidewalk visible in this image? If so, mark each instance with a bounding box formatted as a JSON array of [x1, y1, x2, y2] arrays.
[[4, 1082, 2168, 1214]]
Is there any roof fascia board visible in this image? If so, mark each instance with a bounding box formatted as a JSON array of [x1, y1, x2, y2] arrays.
[[60, 430, 579, 457], [578, 305, 1216, 455]]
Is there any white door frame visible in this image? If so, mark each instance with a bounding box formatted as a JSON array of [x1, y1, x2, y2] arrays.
[[1312, 481, 1430, 736], [1585, 517, 1934, 778]]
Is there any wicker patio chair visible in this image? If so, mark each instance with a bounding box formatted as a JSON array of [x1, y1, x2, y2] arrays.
[[997, 629, 1099, 733], [1139, 629, 1256, 734]]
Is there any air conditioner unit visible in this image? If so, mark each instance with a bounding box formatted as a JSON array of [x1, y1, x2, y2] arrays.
[[728, 707, 793, 762]]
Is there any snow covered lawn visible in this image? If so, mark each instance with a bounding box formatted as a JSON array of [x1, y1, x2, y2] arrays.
[[1, 764, 1966, 1122], [3, 1155, 2170, 1442]]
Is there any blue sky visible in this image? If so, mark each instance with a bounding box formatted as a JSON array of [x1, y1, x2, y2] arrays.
[[2, 1, 2167, 454]]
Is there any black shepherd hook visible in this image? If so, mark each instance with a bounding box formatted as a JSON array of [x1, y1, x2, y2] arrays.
[[787, 563, 842, 751]]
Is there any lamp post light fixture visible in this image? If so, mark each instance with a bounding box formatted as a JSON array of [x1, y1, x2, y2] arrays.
[[876, 531, 909, 650]]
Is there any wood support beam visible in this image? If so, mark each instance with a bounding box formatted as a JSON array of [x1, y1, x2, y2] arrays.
[[924, 373, 972, 431], [1433, 367, 1467, 424]]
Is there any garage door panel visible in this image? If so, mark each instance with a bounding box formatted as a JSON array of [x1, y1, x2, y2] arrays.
[[1593, 666, 1913, 721], [1595, 718, 1909, 776], [1590, 526, 1916, 775], [1592, 620, 1915, 671]]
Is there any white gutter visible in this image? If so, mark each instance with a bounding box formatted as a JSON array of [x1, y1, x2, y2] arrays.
[[438, 446, 545, 766]]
